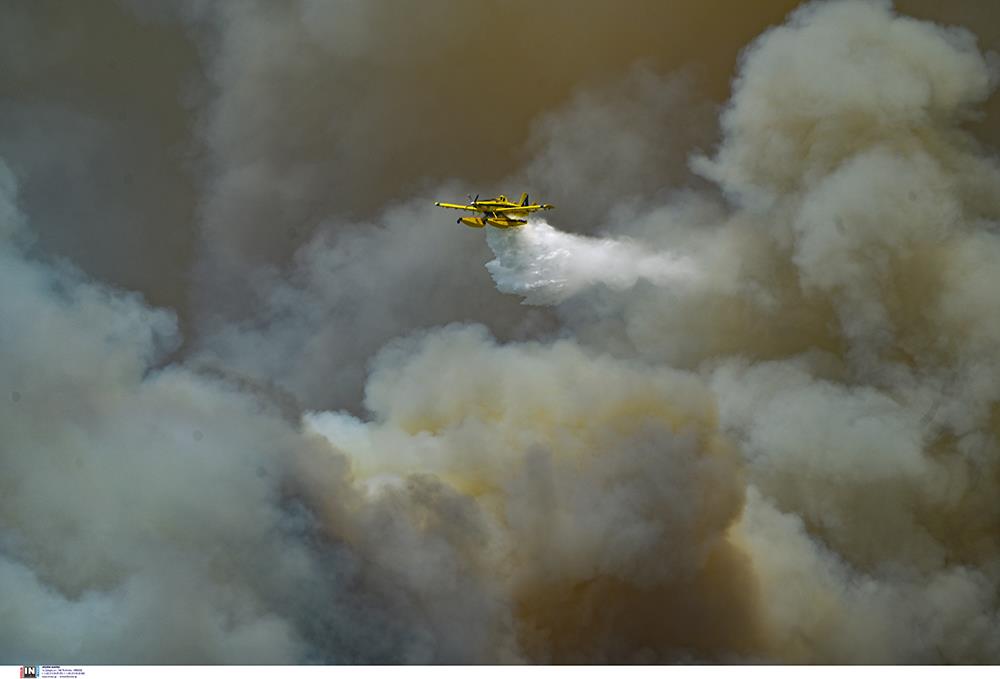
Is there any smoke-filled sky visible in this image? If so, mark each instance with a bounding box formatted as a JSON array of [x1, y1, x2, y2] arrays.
[[3, 0, 1000, 664]]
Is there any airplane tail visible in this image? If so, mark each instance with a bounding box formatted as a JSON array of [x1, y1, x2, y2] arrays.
[[519, 192, 529, 206]]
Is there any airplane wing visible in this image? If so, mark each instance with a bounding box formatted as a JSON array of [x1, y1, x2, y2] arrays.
[[435, 202, 482, 212], [493, 205, 553, 213]]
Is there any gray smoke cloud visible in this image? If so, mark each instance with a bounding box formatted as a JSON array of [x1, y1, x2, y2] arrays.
[[0, 164, 532, 663], [188, 58, 714, 410], [0, 2, 201, 317], [3, 0, 1000, 665], [517, 0, 1000, 661]]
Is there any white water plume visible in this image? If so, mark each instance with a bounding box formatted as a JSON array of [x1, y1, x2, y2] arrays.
[[485, 220, 698, 305]]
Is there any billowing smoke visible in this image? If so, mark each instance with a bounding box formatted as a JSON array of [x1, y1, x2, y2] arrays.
[[549, 0, 1000, 661], [3, 0, 1000, 665]]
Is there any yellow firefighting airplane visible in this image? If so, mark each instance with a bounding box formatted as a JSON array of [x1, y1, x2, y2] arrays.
[[435, 193, 554, 229]]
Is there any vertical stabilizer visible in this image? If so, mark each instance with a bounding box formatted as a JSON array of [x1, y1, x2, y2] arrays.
[[519, 192, 529, 206]]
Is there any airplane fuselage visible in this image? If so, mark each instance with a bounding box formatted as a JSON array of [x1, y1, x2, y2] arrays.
[[462, 197, 527, 228], [435, 193, 553, 229]]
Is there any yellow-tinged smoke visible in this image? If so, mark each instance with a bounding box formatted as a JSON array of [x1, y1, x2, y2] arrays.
[[300, 0, 1000, 663], [304, 325, 757, 662]]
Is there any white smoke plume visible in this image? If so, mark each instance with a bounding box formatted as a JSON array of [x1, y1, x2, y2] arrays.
[[4, 0, 1000, 666], [485, 221, 699, 305]]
